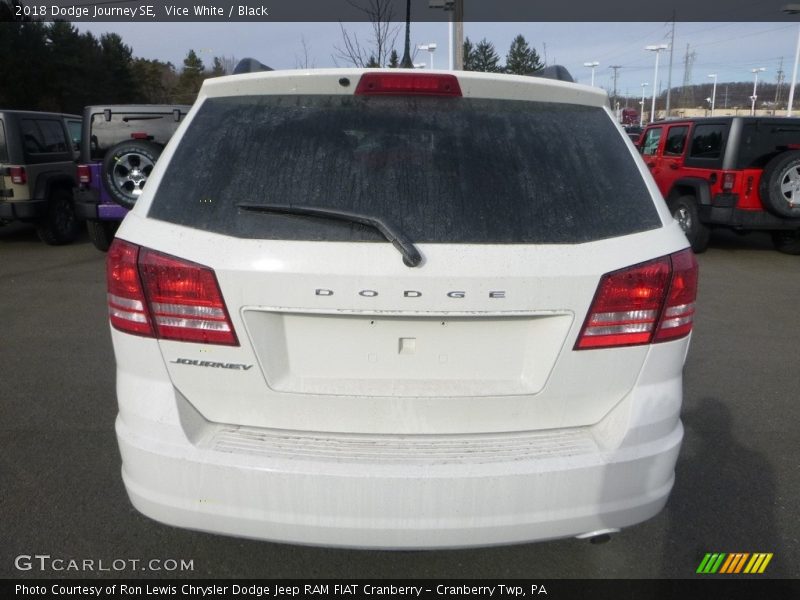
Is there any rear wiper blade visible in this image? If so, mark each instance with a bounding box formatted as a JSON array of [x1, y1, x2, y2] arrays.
[[236, 203, 423, 268]]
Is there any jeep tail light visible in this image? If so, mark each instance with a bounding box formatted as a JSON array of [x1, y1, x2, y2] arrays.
[[10, 166, 26, 184], [77, 165, 91, 184], [355, 72, 462, 97], [106, 239, 238, 346], [722, 172, 736, 192], [576, 249, 698, 350]]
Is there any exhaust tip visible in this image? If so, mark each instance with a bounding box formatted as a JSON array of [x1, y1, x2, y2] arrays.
[[575, 528, 620, 544]]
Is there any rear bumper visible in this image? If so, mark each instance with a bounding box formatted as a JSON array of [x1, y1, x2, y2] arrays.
[[0, 199, 46, 220], [116, 369, 685, 549], [75, 188, 128, 221], [699, 205, 800, 230]]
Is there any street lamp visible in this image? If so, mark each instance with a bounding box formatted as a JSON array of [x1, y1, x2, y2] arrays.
[[784, 4, 800, 116], [417, 43, 437, 69], [640, 82, 649, 127], [583, 61, 599, 87], [751, 67, 766, 116], [645, 44, 668, 123], [708, 74, 718, 116]]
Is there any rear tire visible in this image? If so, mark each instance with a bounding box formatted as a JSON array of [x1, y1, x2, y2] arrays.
[[102, 140, 162, 209], [759, 151, 800, 218], [86, 219, 119, 252], [36, 188, 78, 245], [771, 230, 800, 255], [669, 195, 710, 253]]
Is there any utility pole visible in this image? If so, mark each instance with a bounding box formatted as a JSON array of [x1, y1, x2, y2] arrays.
[[775, 57, 785, 109], [609, 65, 622, 108], [665, 14, 676, 116]]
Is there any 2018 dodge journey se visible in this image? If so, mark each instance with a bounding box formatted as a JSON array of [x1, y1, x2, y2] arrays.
[[107, 68, 698, 548]]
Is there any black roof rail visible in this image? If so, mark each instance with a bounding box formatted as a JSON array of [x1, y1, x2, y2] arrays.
[[233, 58, 274, 75]]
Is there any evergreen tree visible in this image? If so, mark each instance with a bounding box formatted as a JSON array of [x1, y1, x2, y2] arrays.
[[505, 34, 543, 75], [210, 56, 226, 77], [175, 49, 205, 102], [366, 54, 380, 68], [99, 33, 138, 104], [469, 38, 502, 73], [389, 49, 399, 68], [462, 37, 477, 71]]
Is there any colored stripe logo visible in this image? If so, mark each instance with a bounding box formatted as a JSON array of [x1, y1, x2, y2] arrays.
[[696, 553, 773, 574]]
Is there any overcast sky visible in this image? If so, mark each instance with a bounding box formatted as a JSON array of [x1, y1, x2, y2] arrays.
[[77, 20, 800, 99]]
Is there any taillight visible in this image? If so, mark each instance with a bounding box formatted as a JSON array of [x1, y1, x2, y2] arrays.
[[722, 172, 736, 192], [10, 166, 26, 184], [107, 240, 154, 337], [575, 249, 698, 350], [106, 240, 238, 346], [355, 72, 462, 96], [653, 249, 698, 343], [77, 165, 91, 184]]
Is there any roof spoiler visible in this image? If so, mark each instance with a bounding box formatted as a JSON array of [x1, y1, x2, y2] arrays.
[[530, 65, 575, 83], [233, 58, 274, 74]]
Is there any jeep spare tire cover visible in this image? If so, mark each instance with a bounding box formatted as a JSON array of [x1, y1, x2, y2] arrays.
[[759, 150, 800, 219], [102, 140, 162, 209]]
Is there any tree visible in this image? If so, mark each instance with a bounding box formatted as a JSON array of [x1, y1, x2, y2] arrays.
[[333, 0, 399, 67], [98, 33, 138, 104], [505, 34, 543, 75], [388, 49, 399, 68], [210, 56, 226, 77], [467, 38, 502, 73], [175, 49, 205, 102], [462, 38, 476, 71]]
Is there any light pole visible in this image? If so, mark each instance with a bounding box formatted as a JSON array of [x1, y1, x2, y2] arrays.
[[645, 44, 668, 123], [640, 83, 649, 127], [783, 4, 800, 116], [708, 74, 718, 116], [428, 0, 459, 70], [751, 67, 766, 116], [417, 43, 437, 69], [583, 61, 599, 87]]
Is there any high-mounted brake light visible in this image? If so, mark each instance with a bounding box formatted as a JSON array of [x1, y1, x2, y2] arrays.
[[77, 165, 91, 184], [106, 239, 238, 346], [355, 72, 462, 97], [10, 166, 26, 184], [575, 249, 698, 350], [130, 132, 151, 140]]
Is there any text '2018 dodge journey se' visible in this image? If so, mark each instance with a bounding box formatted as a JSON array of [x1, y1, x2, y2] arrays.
[[107, 69, 698, 549]]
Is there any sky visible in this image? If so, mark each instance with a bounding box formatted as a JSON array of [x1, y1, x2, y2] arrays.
[[76, 20, 800, 101]]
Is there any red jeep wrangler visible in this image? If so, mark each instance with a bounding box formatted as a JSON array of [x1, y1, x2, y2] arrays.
[[639, 117, 800, 254]]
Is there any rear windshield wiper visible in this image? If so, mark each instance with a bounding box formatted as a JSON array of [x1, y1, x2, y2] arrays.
[[236, 203, 423, 268]]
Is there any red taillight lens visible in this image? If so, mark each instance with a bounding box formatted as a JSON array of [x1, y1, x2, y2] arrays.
[[10, 166, 26, 184], [355, 72, 462, 96], [107, 240, 154, 337], [576, 249, 698, 350], [654, 249, 698, 342], [722, 172, 736, 192], [77, 165, 91, 184], [106, 240, 238, 346]]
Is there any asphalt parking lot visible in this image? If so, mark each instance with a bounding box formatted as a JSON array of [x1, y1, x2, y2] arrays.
[[1, 222, 798, 579]]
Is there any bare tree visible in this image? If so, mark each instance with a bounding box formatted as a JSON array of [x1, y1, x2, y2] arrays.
[[295, 35, 315, 69], [333, 0, 399, 68]]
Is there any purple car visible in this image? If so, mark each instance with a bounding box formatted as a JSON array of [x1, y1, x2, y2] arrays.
[[74, 105, 190, 250]]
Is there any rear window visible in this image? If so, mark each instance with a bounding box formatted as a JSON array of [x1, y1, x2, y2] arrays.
[[735, 121, 800, 169], [149, 94, 661, 244], [21, 119, 67, 155], [89, 112, 184, 161]]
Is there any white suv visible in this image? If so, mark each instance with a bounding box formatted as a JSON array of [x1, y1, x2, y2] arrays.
[[107, 69, 698, 548]]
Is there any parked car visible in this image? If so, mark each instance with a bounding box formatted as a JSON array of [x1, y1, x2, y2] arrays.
[[108, 68, 697, 548], [638, 116, 800, 253], [74, 104, 190, 251], [0, 109, 82, 244]]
